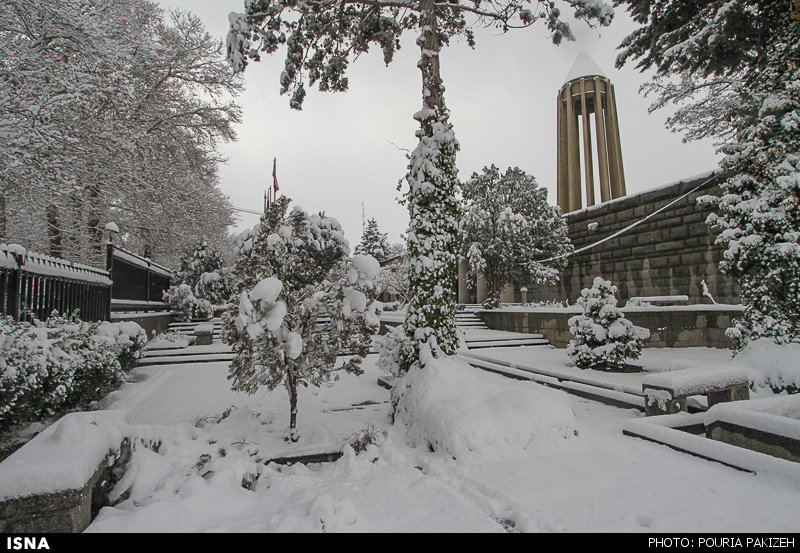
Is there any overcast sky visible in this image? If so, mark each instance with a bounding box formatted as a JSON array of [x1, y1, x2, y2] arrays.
[[157, 0, 719, 247]]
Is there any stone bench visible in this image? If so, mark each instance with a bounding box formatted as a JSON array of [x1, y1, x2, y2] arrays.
[[629, 295, 690, 306], [641, 367, 750, 416], [0, 411, 130, 533]]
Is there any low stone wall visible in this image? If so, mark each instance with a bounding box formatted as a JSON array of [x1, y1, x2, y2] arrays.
[[111, 311, 173, 338], [479, 307, 742, 349], [0, 411, 131, 533]]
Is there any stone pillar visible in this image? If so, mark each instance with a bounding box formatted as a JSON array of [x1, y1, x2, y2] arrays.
[[605, 83, 627, 199], [579, 79, 595, 207], [565, 83, 581, 212], [457, 259, 468, 304], [476, 271, 488, 305], [593, 77, 611, 203], [500, 282, 516, 303]]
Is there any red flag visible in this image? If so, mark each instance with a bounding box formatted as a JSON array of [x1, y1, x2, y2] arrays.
[[272, 158, 279, 193]]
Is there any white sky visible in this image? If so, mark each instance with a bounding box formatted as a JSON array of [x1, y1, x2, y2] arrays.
[[157, 0, 719, 247]]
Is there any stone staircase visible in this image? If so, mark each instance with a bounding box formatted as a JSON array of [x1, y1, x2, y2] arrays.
[[456, 310, 551, 350], [139, 318, 231, 367], [165, 318, 223, 340]]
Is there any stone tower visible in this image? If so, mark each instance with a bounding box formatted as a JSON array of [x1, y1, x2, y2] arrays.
[[557, 51, 626, 213]]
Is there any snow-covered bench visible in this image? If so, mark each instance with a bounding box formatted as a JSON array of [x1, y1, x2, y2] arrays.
[[641, 368, 750, 416], [628, 295, 689, 306]]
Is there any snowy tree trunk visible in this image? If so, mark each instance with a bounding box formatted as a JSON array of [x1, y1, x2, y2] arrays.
[[287, 370, 299, 442], [0, 193, 5, 242], [400, 0, 461, 371]]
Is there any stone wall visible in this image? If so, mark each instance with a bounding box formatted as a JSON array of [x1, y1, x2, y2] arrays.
[[110, 311, 173, 338], [479, 307, 742, 349], [526, 172, 739, 305]]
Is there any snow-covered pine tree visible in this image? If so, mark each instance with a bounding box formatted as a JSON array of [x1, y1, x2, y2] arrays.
[[226, 0, 613, 378], [567, 277, 649, 371], [355, 218, 391, 261], [164, 240, 234, 320], [705, 38, 800, 350], [461, 165, 572, 308], [615, 0, 800, 350], [222, 197, 380, 441]]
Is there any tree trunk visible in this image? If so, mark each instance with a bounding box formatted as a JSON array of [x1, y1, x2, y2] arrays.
[[0, 193, 5, 242], [287, 371, 299, 442], [400, 0, 461, 371], [46, 204, 63, 258]]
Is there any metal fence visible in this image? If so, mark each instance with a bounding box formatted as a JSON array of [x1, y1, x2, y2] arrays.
[[0, 245, 112, 322], [106, 243, 173, 312]]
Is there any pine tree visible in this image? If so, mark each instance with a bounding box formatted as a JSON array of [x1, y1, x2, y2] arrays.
[[704, 38, 800, 350], [355, 218, 391, 261], [615, 0, 800, 350], [222, 197, 380, 441], [226, 0, 613, 377], [567, 277, 649, 371], [461, 165, 572, 308]]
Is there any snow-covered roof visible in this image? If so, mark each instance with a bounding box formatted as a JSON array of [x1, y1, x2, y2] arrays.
[[563, 51, 607, 85]]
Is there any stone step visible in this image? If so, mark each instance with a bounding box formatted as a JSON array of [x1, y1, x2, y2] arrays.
[[139, 354, 235, 366], [465, 338, 551, 349]]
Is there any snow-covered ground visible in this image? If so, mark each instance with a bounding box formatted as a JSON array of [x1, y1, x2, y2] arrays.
[[85, 352, 800, 533]]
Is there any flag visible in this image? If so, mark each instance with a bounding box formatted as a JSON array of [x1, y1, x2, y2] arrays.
[[272, 158, 279, 193]]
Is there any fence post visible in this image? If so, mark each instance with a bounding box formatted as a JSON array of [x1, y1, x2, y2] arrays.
[[10, 251, 23, 320]]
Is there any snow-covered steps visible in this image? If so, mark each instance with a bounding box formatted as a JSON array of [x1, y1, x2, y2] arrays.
[[457, 351, 645, 411], [138, 353, 235, 367], [140, 343, 233, 367], [460, 328, 550, 349], [167, 319, 223, 338]]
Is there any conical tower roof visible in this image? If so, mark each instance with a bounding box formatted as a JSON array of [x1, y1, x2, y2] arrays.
[[563, 51, 606, 85]]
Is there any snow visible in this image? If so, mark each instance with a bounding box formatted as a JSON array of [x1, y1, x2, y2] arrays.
[[57, 349, 799, 532], [250, 277, 282, 304], [350, 254, 380, 282], [735, 339, 800, 393], [563, 50, 606, 84], [393, 356, 577, 459], [104, 222, 119, 233]]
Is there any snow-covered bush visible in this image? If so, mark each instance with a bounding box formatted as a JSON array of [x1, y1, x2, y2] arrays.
[[567, 278, 650, 371], [737, 339, 800, 395], [223, 197, 380, 441], [375, 324, 405, 379], [0, 314, 143, 431], [96, 321, 148, 370], [373, 262, 408, 305], [392, 357, 577, 459], [163, 283, 214, 321]]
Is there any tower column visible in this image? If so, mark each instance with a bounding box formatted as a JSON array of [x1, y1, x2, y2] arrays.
[[565, 83, 581, 212], [557, 90, 569, 211], [593, 77, 611, 203], [579, 79, 595, 207], [605, 83, 626, 198]]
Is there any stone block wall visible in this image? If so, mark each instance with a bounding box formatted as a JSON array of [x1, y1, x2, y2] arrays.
[[526, 173, 739, 305], [479, 307, 741, 349]]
